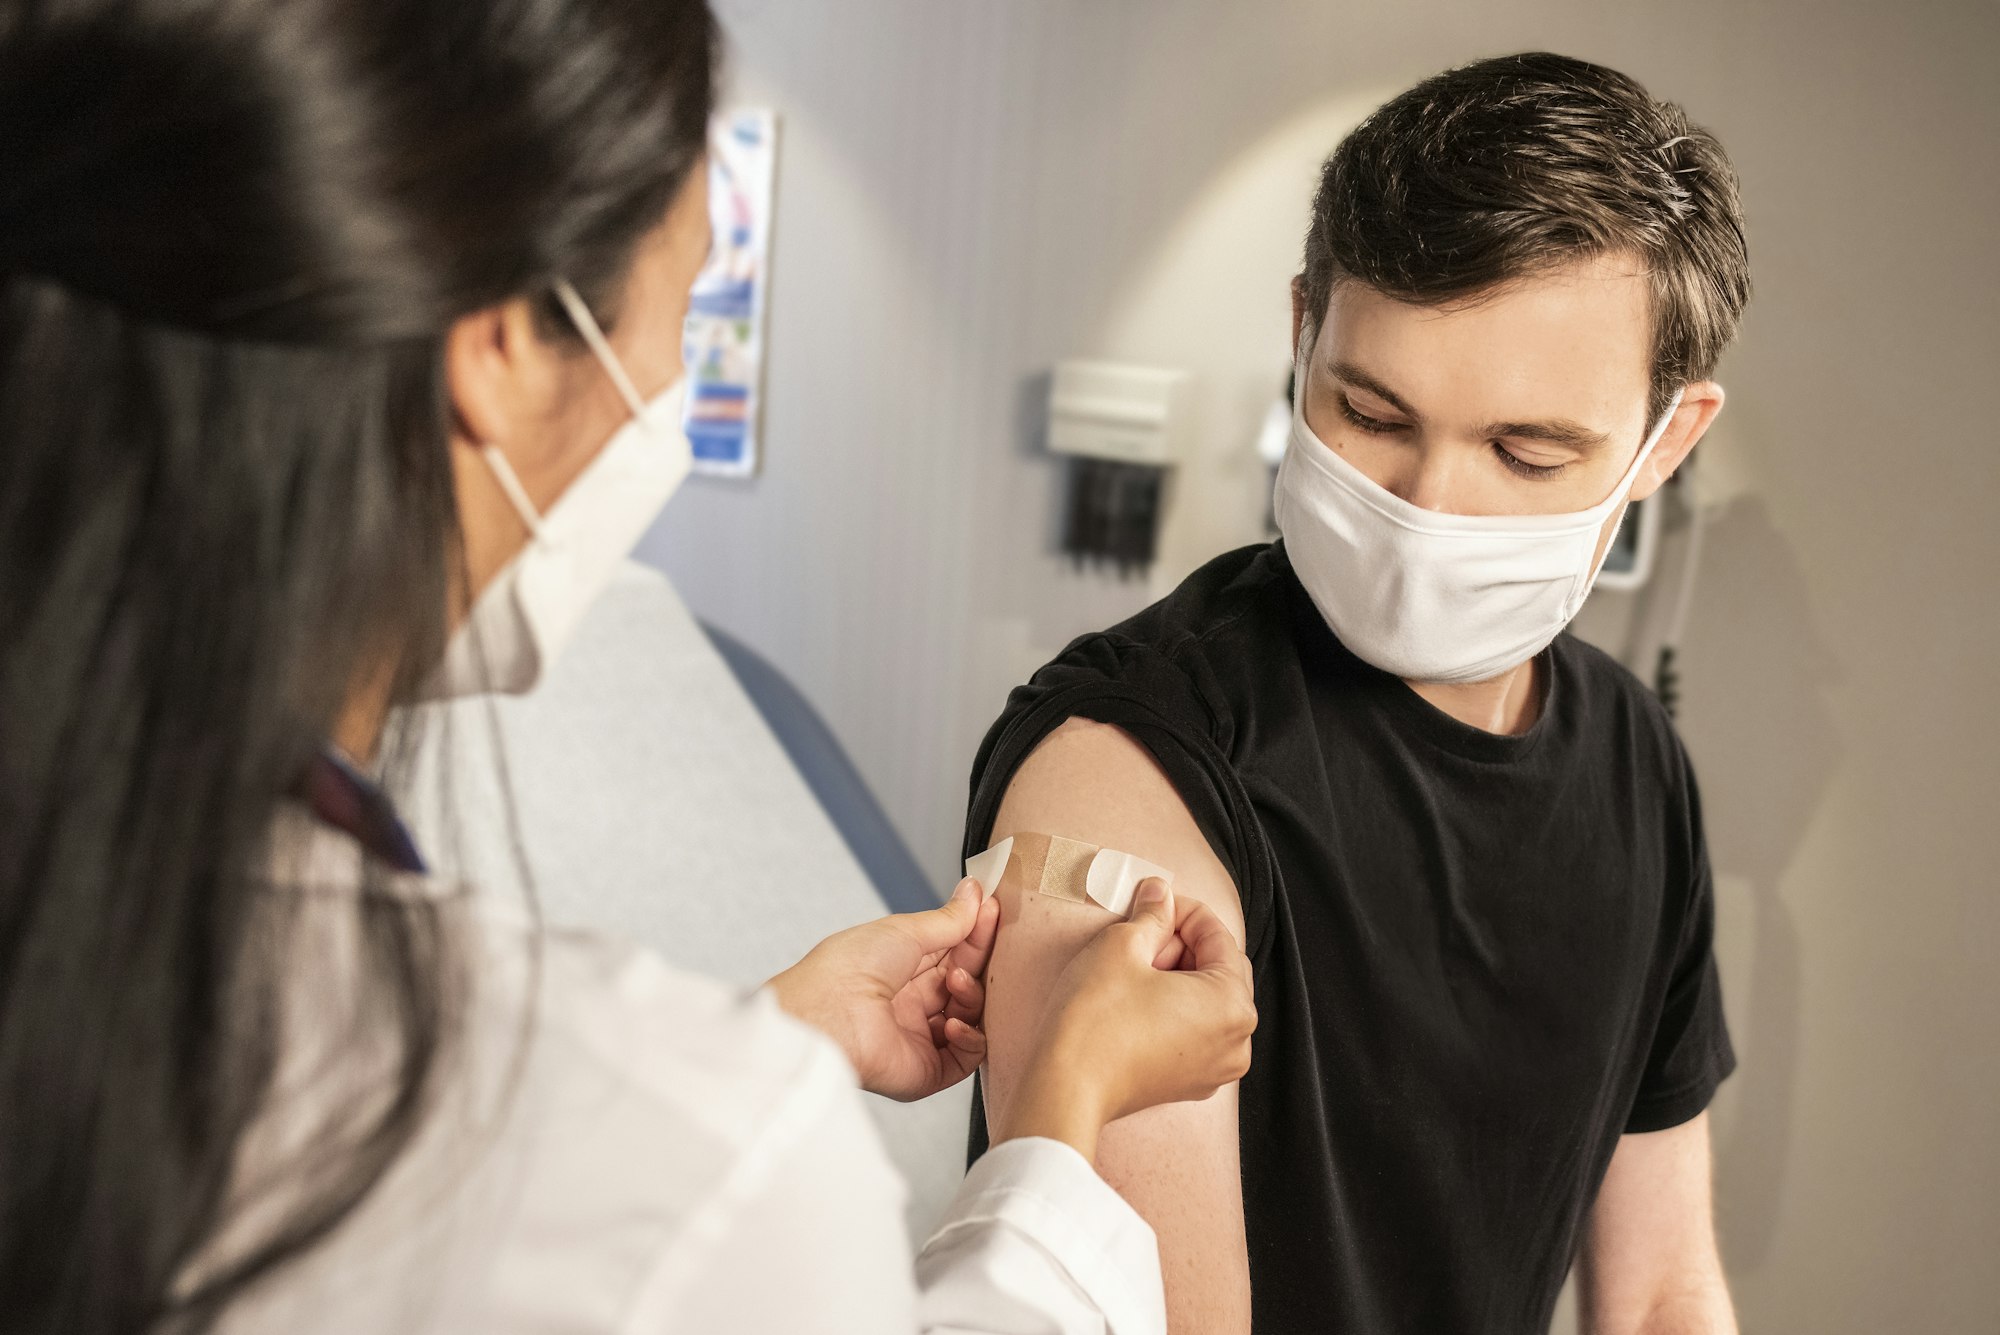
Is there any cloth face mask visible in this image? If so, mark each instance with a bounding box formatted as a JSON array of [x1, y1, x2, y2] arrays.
[[1273, 344, 1681, 685], [429, 281, 693, 698]]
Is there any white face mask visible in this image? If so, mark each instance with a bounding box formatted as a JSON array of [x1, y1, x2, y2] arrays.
[[1273, 341, 1681, 685], [428, 280, 693, 698]]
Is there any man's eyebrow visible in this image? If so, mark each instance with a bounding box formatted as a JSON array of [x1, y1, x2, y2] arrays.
[[1328, 360, 1420, 420], [1479, 417, 1612, 451]]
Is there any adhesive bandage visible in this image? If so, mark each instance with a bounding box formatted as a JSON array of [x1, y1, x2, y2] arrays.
[[964, 832, 1174, 917]]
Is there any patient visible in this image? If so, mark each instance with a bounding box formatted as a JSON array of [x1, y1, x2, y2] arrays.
[[970, 53, 1747, 1335]]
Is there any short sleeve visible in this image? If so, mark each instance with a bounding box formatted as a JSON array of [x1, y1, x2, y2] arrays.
[[962, 632, 1275, 1168], [960, 632, 1274, 956], [1625, 762, 1737, 1133]]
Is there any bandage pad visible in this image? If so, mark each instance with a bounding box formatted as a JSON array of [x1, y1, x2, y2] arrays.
[[963, 832, 1173, 917]]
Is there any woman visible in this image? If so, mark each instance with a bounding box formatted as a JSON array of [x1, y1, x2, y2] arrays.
[[0, 0, 1256, 1332]]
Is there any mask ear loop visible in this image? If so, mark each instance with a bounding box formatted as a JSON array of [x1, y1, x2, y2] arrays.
[[553, 279, 654, 421], [476, 278, 655, 545], [1614, 390, 1686, 502], [1573, 390, 1687, 608], [1291, 321, 1318, 414], [480, 445, 547, 542]]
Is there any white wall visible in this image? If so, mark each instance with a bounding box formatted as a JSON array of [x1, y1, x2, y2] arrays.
[[638, 2, 2000, 1328]]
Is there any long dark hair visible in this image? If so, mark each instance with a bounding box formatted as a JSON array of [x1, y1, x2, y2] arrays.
[[0, 0, 716, 1330]]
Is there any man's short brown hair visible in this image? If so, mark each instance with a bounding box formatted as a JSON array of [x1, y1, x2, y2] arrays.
[[1302, 52, 1751, 424]]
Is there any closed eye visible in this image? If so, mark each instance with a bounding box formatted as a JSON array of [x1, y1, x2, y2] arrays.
[[1340, 387, 1570, 480], [1336, 392, 1406, 435], [1492, 443, 1568, 480]]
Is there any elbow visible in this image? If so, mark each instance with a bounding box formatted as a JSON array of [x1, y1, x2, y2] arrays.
[[1588, 1274, 1737, 1335]]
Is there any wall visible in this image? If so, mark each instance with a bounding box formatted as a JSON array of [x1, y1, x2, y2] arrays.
[[637, 1, 2000, 1328]]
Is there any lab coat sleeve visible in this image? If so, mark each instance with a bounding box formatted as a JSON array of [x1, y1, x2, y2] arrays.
[[649, 1034, 1164, 1334], [915, 1136, 1168, 1335]]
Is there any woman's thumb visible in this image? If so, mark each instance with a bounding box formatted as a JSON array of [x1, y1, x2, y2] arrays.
[[1123, 878, 1175, 940], [903, 877, 982, 953]]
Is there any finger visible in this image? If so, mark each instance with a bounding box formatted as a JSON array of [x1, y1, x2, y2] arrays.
[[1179, 901, 1249, 979], [1150, 896, 1192, 969], [909, 963, 951, 1016], [943, 965, 985, 1027], [942, 1017, 986, 1075], [896, 878, 984, 959], [1120, 878, 1176, 953], [946, 893, 1001, 981]]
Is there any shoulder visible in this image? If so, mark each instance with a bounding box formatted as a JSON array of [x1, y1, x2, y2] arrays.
[[1549, 635, 1707, 893], [996, 717, 1248, 939], [1552, 632, 1694, 786], [967, 548, 1294, 931], [996, 544, 1298, 734], [1088, 543, 1298, 682], [1106, 543, 1299, 657]]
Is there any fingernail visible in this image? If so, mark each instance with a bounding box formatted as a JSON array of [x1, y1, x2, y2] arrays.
[[1131, 879, 1168, 914]]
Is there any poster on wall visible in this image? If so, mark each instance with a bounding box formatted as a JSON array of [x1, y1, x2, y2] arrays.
[[683, 108, 778, 478]]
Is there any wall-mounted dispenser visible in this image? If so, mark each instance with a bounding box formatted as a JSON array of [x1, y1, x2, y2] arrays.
[[1047, 360, 1186, 575]]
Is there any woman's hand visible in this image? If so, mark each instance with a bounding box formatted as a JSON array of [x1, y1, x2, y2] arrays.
[[995, 879, 1257, 1163], [766, 878, 1001, 1102]]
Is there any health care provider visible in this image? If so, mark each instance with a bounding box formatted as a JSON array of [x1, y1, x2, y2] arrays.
[[0, 0, 1256, 1331]]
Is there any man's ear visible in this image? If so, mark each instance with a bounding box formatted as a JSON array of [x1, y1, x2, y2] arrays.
[[1631, 381, 1725, 503]]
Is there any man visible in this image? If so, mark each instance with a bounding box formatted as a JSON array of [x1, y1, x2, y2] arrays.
[[966, 53, 1748, 1334]]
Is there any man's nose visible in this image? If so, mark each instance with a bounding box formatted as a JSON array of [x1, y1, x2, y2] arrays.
[[1390, 448, 1474, 515]]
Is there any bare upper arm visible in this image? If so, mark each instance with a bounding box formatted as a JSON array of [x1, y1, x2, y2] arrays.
[[1577, 1113, 1736, 1335], [980, 717, 1251, 1335]]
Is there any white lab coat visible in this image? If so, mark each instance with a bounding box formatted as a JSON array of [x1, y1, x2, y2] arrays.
[[202, 809, 1166, 1334]]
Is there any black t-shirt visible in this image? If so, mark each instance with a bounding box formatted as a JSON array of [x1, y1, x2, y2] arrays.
[[964, 542, 1733, 1335]]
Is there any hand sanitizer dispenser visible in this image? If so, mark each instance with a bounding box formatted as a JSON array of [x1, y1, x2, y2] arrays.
[[1047, 361, 1186, 574]]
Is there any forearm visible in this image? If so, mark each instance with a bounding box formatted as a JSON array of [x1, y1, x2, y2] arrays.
[[1581, 1118, 1733, 1335]]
